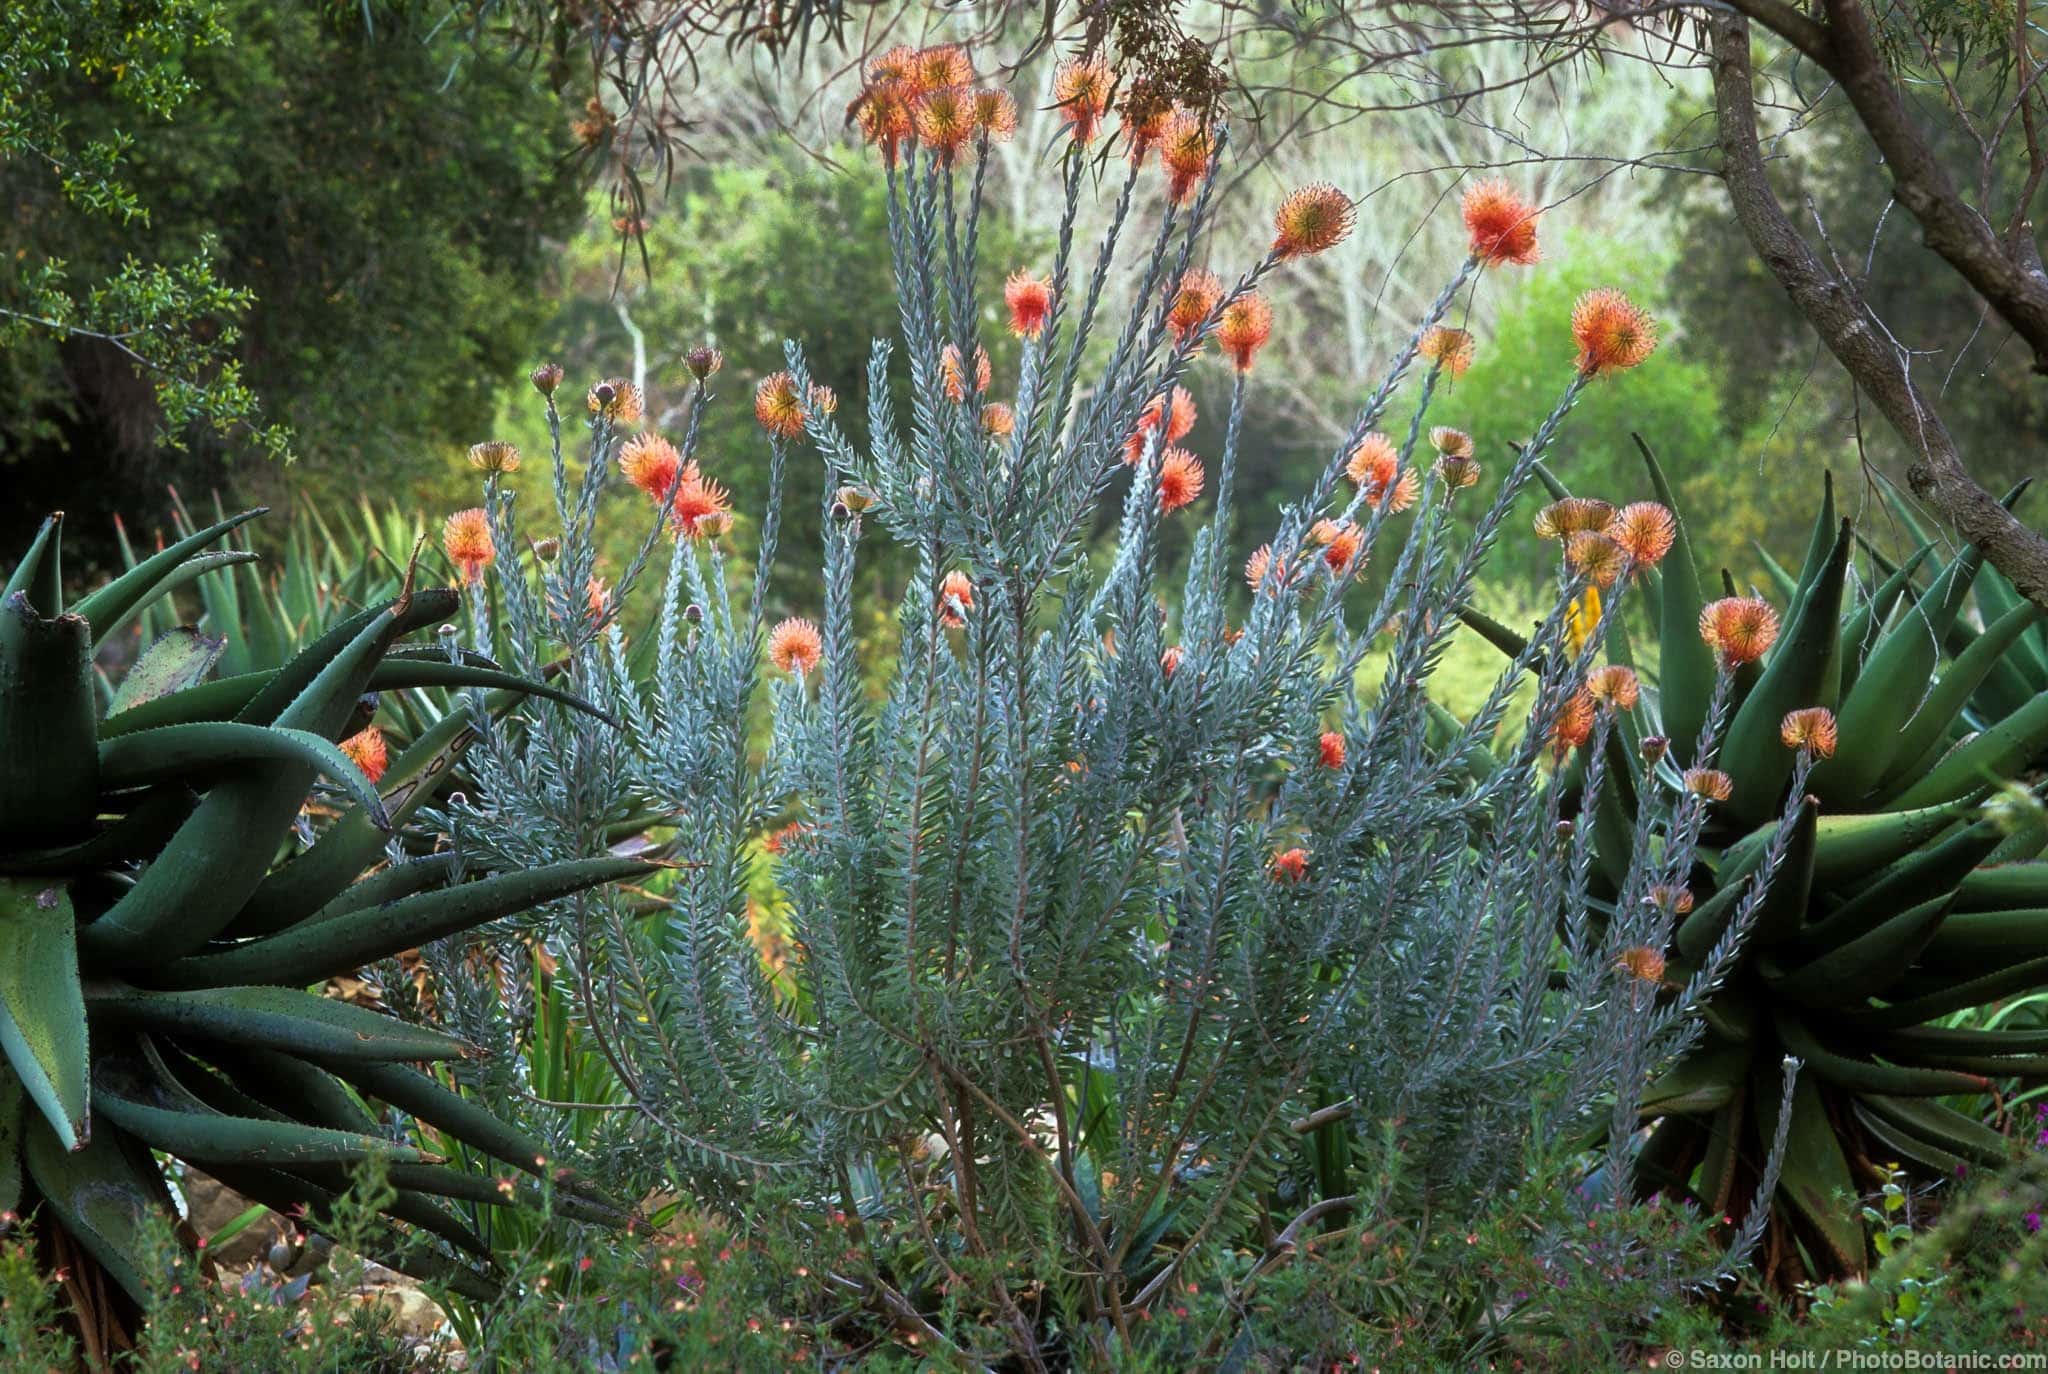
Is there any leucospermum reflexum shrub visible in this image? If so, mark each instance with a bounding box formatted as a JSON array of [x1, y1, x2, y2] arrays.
[[0, 509, 644, 1349], [442, 49, 1802, 1364], [1472, 459, 2048, 1290]]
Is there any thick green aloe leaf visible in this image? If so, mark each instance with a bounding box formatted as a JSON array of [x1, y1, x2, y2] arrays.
[[1838, 544, 1932, 696], [0, 878, 89, 1149], [158, 856, 650, 989], [1957, 861, 2048, 911], [1640, 1040, 1748, 1116], [92, 1068, 436, 1169], [1677, 798, 1817, 962], [4, 514, 63, 615], [0, 787, 198, 878], [88, 985, 472, 1062], [1857, 1093, 2009, 1167], [0, 1064, 23, 1213], [73, 508, 267, 650], [1636, 437, 1715, 767], [1851, 1098, 1966, 1176], [22, 1116, 175, 1304], [97, 721, 391, 831], [106, 627, 227, 717], [1859, 603, 2046, 805], [1776, 1013, 1990, 1096], [1920, 907, 2048, 970], [89, 553, 259, 656], [1888, 692, 2048, 812], [1809, 796, 1985, 888], [1757, 1069, 1865, 1275], [1848, 952, 2048, 1030], [0, 593, 98, 846], [1763, 893, 1959, 1008], [319, 1059, 572, 1188], [1784, 821, 2001, 960]]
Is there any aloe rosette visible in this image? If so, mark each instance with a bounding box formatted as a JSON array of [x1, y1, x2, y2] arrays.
[[1473, 450, 2048, 1280], [0, 509, 645, 1307]]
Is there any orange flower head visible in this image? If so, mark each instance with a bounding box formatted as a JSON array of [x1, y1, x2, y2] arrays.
[[1053, 58, 1114, 144], [339, 726, 389, 786], [865, 45, 921, 91], [1312, 518, 1364, 574], [1346, 434, 1419, 512], [1571, 288, 1658, 377], [1683, 767, 1735, 802], [853, 84, 916, 165], [442, 508, 495, 585], [1217, 292, 1274, 374], [1419, 326, 1475, 377], [1270, 847, 1310, 883], [1158, 108, 1215, 204], [939, 344, 992, 404], [1585, 665, 1641, 710], [763, 820, 814, 855], [468, 440, 521, 475], [587, 378, 644, 425], [1156, 448, 1205, 513], [1123, 104, 1171, 165], [1698, 596, 1780, 666], [914, 85, 977, 163], [1167, 269, 1224, 348], [979, 402, 1015, 437], [1245, 544, 1290, 594], [938, 570, 975, 628], [1004, 271, 1055, 340], [769, 617, 824, 676], [915, 44, 973, 93], [1565, 530, 1627, 589], [1272, 183, 1356, 260], [1429, 427, 1473, 459], [1610, 501, 1676, 568], [1549, 689, 1597, 753], [1461, 180, 1541, 266], [1160, 645, 1184, 678], [808, 383, 838, 417], [1648, 884, 1695, 915], [1435, 452, 1481, 490], [1318, 731, 1347, 769], [1123, 386, 1198, 466], [755, 371, 807, 438], [1780, 706, 1839, 758], [619, 432, 683, 503], [1615, 945, 1667, 985], [971, 88, 1018, 142], [587, 575, 609, 619], [670, 462, 732, 539], [1533, 498, 1616, 541]]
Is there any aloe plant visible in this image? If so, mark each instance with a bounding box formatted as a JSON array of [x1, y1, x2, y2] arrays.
[[0, 510, 645, 1320], [1470, 447, 2048, 1285]]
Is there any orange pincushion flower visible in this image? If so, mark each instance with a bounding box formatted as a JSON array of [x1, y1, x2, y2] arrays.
[[1571, 288, 1657, 377], [1053, 58, 1114, 144], [939, 344, 992, 403], [468, 440, 521, 475], [1346, 435, 1419, 512], [670, 462, 732, 539], [1460, 180, 1540, 266], [619, 432, 683, 503], [339, 726, 389, 786], [763, 820, 814, 855], [1585, 665, 1641, 710], [755, 372, 807, 438], [1615, 945, 1667, 985], [1549, 689, 1597, 753], [1123, 105, 1171, 165], [1160, 645, 1184, 677], [1156, 449, 1205, 513], [1245, 544, 1289, 593], [1430, 427, 1473, 459], [587, 575, 609, 619], [1158, 108, 1215, 204], [938, 570, 975, 627], [853, 85, 916, 165], [442, 508, 495, 585], [1698, 596, 1780, 666], [1123, 386, 1198, 466], [1312, 519, 1364, 574], [1217, 293, 1274, 373], [1533, 498, 1616, 541], [1272, 183, 1355, 260], [1005, 271, 1054, 339], [1270, 847, 1309, 883], [915, 44, 973, 92], [979, 402, 1015, 437], [1609, 501, 1675, 568], [1565, 530, 1627, 589], [1648, 884, 1695, 915], [587, 378, 643, 424], [865, 44, 920, 90], [914, 86, 977, 163], [1318, 731, 1347, 769], [970, 88, 1017, 142], [1780, 706, 1839, 758], [1683, 767, 1734, 801], [1436, 452, 1481, 490], [769, 617, 824, 676], [1419, 326, 1475, 377], [1167, 269, 1224, 347]]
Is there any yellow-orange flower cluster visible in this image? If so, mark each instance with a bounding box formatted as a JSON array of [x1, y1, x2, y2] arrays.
[[1585, 665, 1641, 710], [938, 570, 975, 628], [1167, 269, 1224, 348], [620, 433, 683, 503], [754, 371, 808, 438], [1615, 945, 1667, 985], [1461, 181, 1540, 266], [1419, 326, 1475, 377], [980, 403, 1015, 438], [769, 617, 823, 676], [1345, 434, 1419, 512], [1571, 288, 1657, 377], [1780, 706, 1839, 758], [442, 508, 495, 585], [1160, 645, 1184, 677], [1004, 271, 1054, 340], [1533, 498, 1616, 541], [1159, 108, 1215, 204], [1156, 449, 1205, 513], [1684, 767, 1734, 802], [1565, 530, 1627, 589], [668, 461, 731, 539], [1698, 596, 1780, 666], [1609, 501, 1676, 566], [1273, 184, 1355, 260], [1217, 292, 1274, 374], [940, 344, 992, 403], [1053, 58, 1114, 144], [1124, 386, 1198, 466], [1549, 689, 1597, 754], [851, 45, 1011, 167], [339, 726, 388, 786]]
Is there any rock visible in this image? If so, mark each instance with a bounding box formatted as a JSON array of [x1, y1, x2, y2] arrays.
[[180, 1168, 288, 1269]]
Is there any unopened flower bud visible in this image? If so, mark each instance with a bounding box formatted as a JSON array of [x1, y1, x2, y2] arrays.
[[830, 501, 851, 522], [1639, 734, 1669, 764], [531, 362, 564, 396], [684, 346, 723, 381], [1555, 820, 1574, 842], [437, 624, 459, 640], [684, 603, 703, 624], [533, 538, 561, 563]]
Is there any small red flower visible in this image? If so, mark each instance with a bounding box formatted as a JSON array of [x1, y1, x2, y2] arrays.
[[769, 618, 824, 676], [1346, 435, 1419, 512], [1053, 58, 1114, 144], [1609, 501, 1675, 568], [915, 44, 973, 93], [914, 86, 977, 164], [442, 508, 495, 585], [1245, 544, 1289, 594], [1318, 731, 1346, 769], [939, 344, 992, 404], [1217, 293, 1274, 374], [938, 570, 975, 628], [1004, 271, 1054, 340], [1167, 269, 1224, 348], [1270, 847, 1309, 883], [1156, 449, 1205, 513], [1549, 689, 1597, 754], [620, 432, 683, 503], [1158, 108, 1215, 204], [1571, 288, 1658, 377], [1461, 181, 1540, 266], [339, 726, 389, 785], [1272, 184, 1356, 259], [1123, 385, 1198, 466], [670, 462, 732, 540], [970, 88, 1018, 142], [979, 402, 1015, 437], [1698, 596, 1780, 666], [1160, 645, 1184, 677], [1312, 519, 1364, 574]]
